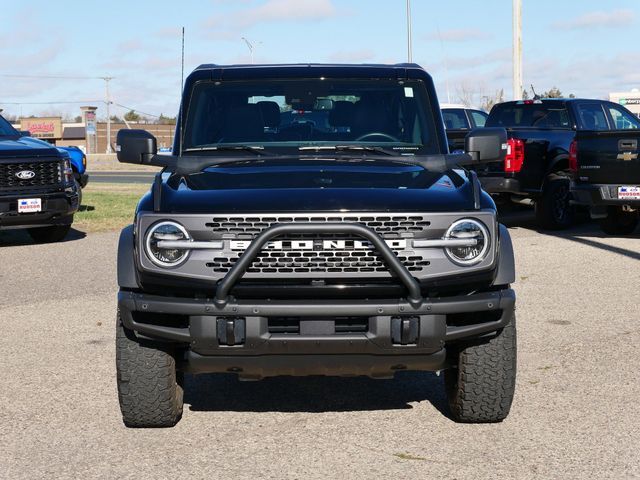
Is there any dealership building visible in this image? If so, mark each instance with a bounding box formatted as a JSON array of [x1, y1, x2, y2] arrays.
[[12, 107, 175, 154], [609, 89, 640, 117]]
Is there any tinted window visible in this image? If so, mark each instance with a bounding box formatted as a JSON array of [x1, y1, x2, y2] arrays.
[[576, 103, 609, 131], [0, 115, 18, 136], [607, 104, 640, 130], [470, 110, 488, 127], [183, 78, 439, 154], [487, 103, 571, 128], [442, 109, 469, 129]]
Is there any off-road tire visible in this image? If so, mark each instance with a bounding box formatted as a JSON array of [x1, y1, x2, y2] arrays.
[[116, 313, 184, 428], [535, 177, 574, 230], [27, 224, 71, 243], [600, 207, 639, 235], [445, 313, 517, 423]]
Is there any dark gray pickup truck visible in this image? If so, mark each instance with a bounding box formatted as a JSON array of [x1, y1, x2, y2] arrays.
[[480, 98, 640, 232], [0, 113, 79, 242]]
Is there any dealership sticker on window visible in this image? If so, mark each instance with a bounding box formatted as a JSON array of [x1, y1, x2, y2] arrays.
[[18, 198, 42, 213], [618, 186, 640, 200], [404, 87, 414, 98]]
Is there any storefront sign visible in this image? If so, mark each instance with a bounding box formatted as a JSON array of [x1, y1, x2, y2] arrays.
[[20, 117, 63, 139]]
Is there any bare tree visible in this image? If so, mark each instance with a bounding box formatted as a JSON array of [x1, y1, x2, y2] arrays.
[[480, 89, 504, 112], [455, 84, 476, 107]]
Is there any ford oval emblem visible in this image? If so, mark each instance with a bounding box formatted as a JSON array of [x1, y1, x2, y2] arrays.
[[16, 170, 36, 180]]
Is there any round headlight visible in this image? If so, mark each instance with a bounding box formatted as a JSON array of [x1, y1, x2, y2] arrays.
[[444, 219, 490, 266], [145, 221, 190, 267]]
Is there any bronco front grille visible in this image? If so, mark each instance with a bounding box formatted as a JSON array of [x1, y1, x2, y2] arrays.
[[206, 241, 430, 274], [0, 160, 62, 191], [206, 215, 431, 239], [203, 214, 432, 276]]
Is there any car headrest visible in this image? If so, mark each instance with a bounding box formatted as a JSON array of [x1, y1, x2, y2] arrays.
[[257, 101, 281, 128]]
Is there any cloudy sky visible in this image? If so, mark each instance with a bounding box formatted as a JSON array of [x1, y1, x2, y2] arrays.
[[1, 0, 639, 119]]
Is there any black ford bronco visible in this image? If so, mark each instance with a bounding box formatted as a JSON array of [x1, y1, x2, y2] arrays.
[[115, 63, 516, 427], [0, 113, 79, 242]]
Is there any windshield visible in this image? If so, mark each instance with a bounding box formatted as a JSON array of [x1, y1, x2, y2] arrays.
[[182, 78, 439, 154], [487, 103, 571, 129], [0, 115, 19, 137]]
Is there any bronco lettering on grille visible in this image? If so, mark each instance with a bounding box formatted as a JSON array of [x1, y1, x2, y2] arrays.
[[229, 239, 407, 251]]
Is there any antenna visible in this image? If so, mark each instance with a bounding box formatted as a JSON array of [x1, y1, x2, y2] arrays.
[[531, 84, 540, 100], [179, 26, 185, 157]]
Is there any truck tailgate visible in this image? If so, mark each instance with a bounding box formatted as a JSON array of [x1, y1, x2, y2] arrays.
[[576, 130, 640, 184]]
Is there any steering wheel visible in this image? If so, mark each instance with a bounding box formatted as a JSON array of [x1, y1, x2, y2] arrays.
[[355, 132, 401, 142]]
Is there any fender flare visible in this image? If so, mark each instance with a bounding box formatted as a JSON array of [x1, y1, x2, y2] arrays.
[[493, 224, 516, 286], [545, 154, 569, 178], [118, 224, 139, 289]]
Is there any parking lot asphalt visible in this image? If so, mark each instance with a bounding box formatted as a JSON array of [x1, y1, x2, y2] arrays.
[[0, 214, 639, 479]]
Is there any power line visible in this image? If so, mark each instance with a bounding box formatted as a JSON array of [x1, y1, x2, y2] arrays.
[[0, 73, 113, 80], [113, 102, 161, 118], [0, 100, 102, 105]]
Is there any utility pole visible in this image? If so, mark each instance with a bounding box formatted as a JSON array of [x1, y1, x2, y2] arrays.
[[512, 0, 523, 100], [102, 76, 114, 153], [406, 0, 413, 62]]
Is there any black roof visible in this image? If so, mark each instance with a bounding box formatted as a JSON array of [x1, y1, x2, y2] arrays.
[[62, 126, 85, 140], [186, 63, 431, 82]]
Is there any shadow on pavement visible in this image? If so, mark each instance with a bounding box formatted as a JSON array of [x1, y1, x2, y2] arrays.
[[498, 206, 639, 261], [185, 371, 451, 417], [0, 227, 86, 247]]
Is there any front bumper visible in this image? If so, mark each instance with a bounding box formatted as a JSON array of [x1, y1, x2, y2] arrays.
[[572, 183, 640, 208], [0, 187, 78, 229], [118, 288, 516, 379]]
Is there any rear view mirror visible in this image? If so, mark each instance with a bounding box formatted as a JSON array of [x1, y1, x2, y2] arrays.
[[116, 129, 158, 165], [465, 127, 508, 163]]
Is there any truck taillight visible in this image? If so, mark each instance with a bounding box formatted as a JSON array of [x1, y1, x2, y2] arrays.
[[504, 138, 525, 173], [569, 140, 578, 173]]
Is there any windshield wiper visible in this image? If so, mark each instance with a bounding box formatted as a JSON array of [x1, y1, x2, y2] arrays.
[[299, 145, 399, 156], [183, 145, 272, 155]]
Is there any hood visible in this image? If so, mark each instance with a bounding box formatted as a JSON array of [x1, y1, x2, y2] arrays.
[[144, 159, 492, 213], [0, 136, 61, 159]]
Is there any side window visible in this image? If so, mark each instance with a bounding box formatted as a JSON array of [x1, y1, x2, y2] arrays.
[[442, 109, 470, 130], [576, 103, 610, 131], [470, 110, 488, 128], [607, 104, 640, 130]]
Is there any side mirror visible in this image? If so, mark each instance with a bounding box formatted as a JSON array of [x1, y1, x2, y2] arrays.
[[116, 129, 158, 165], [20, 130, 32, 137], [465, 127, 507, 163]]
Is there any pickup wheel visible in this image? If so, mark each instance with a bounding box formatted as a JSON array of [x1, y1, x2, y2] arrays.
[[600, 207, 639, 235], [444, 312, 517, 423], [27, 224, 71, 243], [116, 312, 184, 428], [535, 177, 574, 230], [74, 177, 83, 207]]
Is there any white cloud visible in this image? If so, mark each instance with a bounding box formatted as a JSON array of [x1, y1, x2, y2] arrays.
[[554, 9, 634, 30], [425, 28, 492, 43], [203, 0, 338, 34]]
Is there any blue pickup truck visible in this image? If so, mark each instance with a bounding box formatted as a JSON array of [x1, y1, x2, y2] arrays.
[[56, 145, 89, 204]]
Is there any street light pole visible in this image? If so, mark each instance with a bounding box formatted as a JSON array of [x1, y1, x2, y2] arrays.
[[241, 37, 255, 64], [512, 0, 523, 100], [103, 76, 114, 153], [406, 0, 413, 62]]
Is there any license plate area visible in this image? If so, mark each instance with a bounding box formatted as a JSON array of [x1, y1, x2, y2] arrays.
[[18, 198, 42, 213], [617, 186, 640, 200]]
